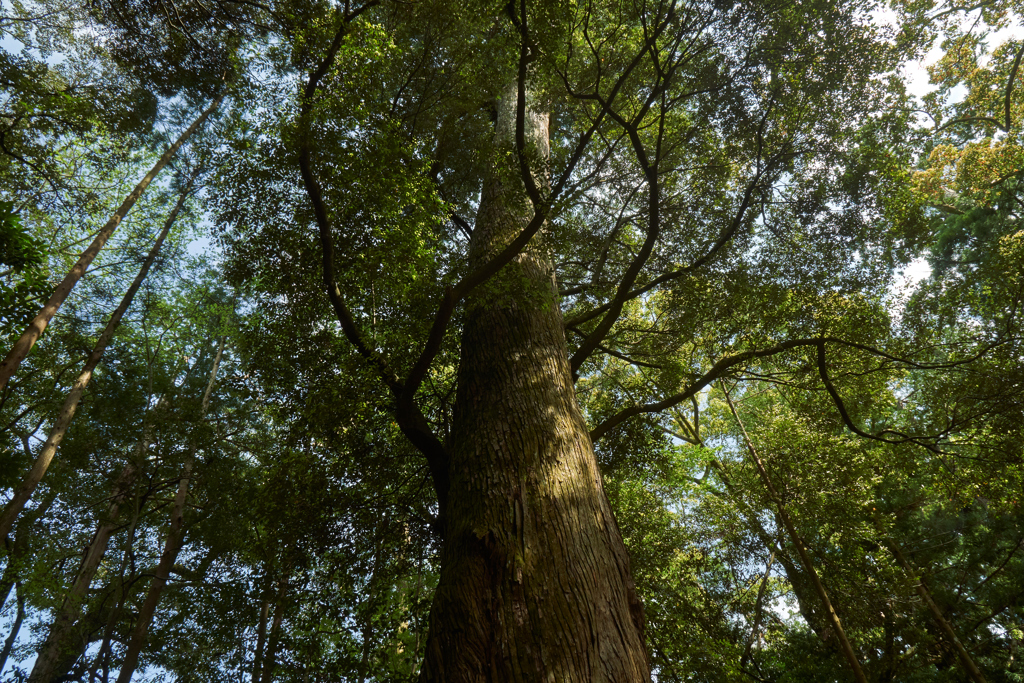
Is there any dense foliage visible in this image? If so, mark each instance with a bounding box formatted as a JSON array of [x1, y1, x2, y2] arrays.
[[0, 0, 1022, 680]]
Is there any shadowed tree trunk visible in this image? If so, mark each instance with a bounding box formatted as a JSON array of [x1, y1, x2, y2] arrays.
[[259, 580, 288, 683], [0, 581, 25, 672], [115, 336, 225, 683], [418, 85, 650, 682], [28, 458, 141, 683], [251, 600, 271, 683]]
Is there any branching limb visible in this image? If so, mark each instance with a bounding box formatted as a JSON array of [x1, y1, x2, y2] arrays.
[[816, 341, 949, 454], [294, 3, 450, 510], [591, 338, 820, 441], [565, 149, 775, 332], [398, 4, 669, 409], [592, 334, 1007, 444], [935, 40, 1024, 134]]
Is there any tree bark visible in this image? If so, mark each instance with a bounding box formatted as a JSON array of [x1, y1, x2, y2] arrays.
[[259, 580, 287, 683], [252, 600, 271, 683], [0, 182, 193, 542], [741, 552, 774, 671], [0, 489, 56, 612], [0, 97, 219, 394], [89, 497, 143, 683], [418, 86, 650, 682], [28, 442, 149, 682], [115, 336, 225, 683]]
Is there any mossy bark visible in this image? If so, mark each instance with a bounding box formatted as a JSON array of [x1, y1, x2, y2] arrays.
[[419, 90, 650, 682]]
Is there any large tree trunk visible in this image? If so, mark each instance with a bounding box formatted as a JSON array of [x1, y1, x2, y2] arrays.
[[418, 87, 650, 682]]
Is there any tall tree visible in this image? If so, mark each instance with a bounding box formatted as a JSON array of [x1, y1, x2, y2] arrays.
[[0, 99, 219, 392], [14, 0, 1024, 679], [115, 335, 225, 683], [208, 0, 917, 676], [0, 176, 195, 540]]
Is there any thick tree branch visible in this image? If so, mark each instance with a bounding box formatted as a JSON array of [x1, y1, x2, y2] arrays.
[[816, 341, 947, 453], [591, 338, 819, 441], [936, 40, 1024, 134], [295, 4, 450, 510]]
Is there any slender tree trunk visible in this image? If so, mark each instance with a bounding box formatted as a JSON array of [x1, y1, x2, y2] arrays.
[[879, 600, 897, 683], [115, 337, 225, 683], [709, 458, 834, 640], [0, 548, 18, 618], [0, 97, 220, 394], [28, 452, 145, 683], [724, 389, 868, 683], [89, 499, 142, 683], [47, 598, 117, 682], [419, 87, 650, 682], [741, 552, 774, 671], [0, 183, 192, 542], [252, 600, 271, 683], [356, 515, 390, 683], [885, 535, 988, 683], [0, 581, 24, 672], [259, 581, 287, 683], [0, 489, 56, 613]]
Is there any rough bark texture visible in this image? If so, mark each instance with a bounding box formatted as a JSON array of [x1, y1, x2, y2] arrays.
[[419, 89, 650, 682]]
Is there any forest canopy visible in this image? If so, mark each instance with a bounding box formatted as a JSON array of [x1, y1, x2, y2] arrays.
[[0, 0, 1022, 681]]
